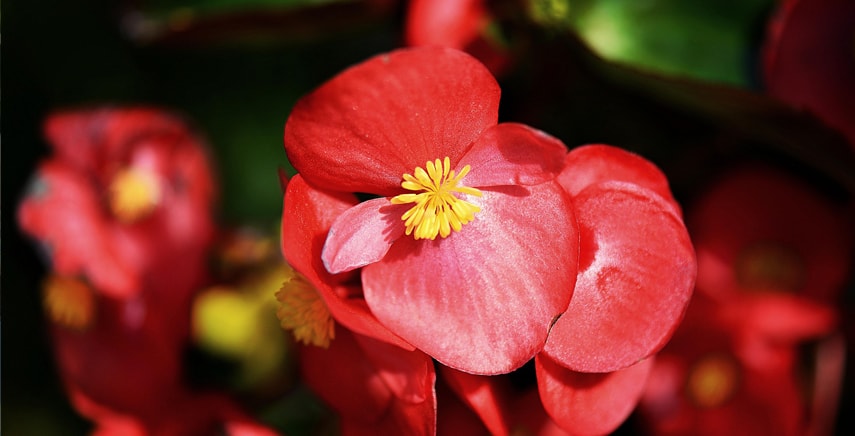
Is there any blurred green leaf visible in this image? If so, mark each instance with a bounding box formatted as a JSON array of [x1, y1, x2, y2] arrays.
[[565, 0, 773, 86]]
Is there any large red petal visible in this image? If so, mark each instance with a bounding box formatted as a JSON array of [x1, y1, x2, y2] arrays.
[[284, 46, 500, 196], [545, 182, 696, 372], [322, 197, 406, 274], [281, 176, 412, 349], [363, 182, 578, 375], [536, 354, 654, 436], [461, 123, 567, 188], [559, 144, 678, 211]]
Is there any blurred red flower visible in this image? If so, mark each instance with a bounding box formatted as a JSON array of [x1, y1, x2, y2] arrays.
[[405, 0, 510, 75], [763, 0, 855, 147], [18, 108, 216, 299]]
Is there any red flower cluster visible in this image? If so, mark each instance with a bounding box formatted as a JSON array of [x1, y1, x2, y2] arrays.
[[18, 108, 276, 435], [639, 166, 852, 435], [279, 46, 696, 434]]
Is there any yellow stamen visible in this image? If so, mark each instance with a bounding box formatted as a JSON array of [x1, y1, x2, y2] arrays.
[[390, 157, 482, 240], [275, 272, 334, 348], [686, 353, 740, 408], [109, 167, 161, 223], [43, 275, 95, 331]]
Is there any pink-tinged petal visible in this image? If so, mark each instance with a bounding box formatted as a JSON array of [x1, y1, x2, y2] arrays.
[[536, 354, 655, 436], [353, 333, 435, 404], [722, 294, 839, 344], [461, 123, 568, 188], [363, 182, 578, 374], [284, 46, 500, 196], [323, 198, 406, 274], [281, 176, 413, 349], [545, 181, 696, 373], [18, 162, 138, 297], [440, 366, 511, 436], [560, 144, 679, 210], [300, 328, 392, 424]]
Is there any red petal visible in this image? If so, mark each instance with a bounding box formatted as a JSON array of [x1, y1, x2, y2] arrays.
[[462, 123, 568, 188], [536, 354, 654, 435], [300, 329, 392, 423], [281, 176, 413, 349], [354, 333, 435, 404], [439, 366, 511, 436], [363, 182, 578, 374], [284, 46, 500, 196], [560, 145, 678, 210], [322, 198, 406, 274], [545, 182, 696, 372]]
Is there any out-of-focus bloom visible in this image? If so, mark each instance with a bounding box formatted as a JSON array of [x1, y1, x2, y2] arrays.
[[19, 108, 275, 435], [640, 165, 852, 435], [18, 108, 216, 298], [278, 174, 437, 434], [283, 46, 576, 375], [639, 294, 808, 436], [405, 0, 510, 75], [763, 0, 855, 146]]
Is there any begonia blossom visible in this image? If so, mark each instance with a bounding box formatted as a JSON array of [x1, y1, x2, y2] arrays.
[[283, 46, 577, 375], [18, 108, 216, 299]]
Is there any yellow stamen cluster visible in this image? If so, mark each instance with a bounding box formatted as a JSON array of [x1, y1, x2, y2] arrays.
[[275, 272, 334, 348], [109, 167, 161, 223], [390, 157, 482, 240], [43, 275, 95, 331], [686, 353, 740, 408]]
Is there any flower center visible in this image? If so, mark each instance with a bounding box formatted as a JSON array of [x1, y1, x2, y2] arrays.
[[109, 167, 161, 223], [43, 275, 95, 331], [390, 157, 482, 240], [735, 242, 804, 292], [275, 270, 334, 348], [686, 353, 740, 409]]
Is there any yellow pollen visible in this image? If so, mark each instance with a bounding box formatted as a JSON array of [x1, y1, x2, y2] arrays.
[[109, 167, 161, 223], [686, 353, 740, 409], [275, 272, 334, 348], [390, 157, 482, 240], [43, 275, 95, 331]]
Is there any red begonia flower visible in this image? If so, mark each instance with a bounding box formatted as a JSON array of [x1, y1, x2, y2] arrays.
[[283, 47, 577, 374], [689, 165, 852, 303], [544, 145, 696, 373], [405, 0, 510, 75], [639, 295, 808, 436], [18, 108, 216, 298], [300, 327, 436, 435], [763, 0, 855, 146]]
